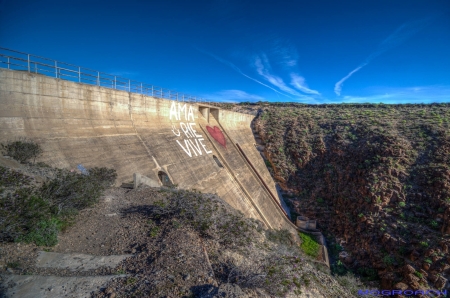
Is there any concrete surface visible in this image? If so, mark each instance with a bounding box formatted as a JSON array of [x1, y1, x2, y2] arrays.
[[133, 172, 160, 188], [1, 274, 127, 298], [0, 68, 298, 238], [36, 251, 132, 271]]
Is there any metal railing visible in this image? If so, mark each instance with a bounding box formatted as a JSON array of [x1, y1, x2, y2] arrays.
[[0, 47, 221, 106]]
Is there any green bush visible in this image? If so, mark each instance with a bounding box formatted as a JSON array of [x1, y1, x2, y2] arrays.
[[0, 166, 33, 188], [1, 138, 43, 164], [146, 190, 260, 248], [0, 166, 117, 246], [39, 167, 116, 213], [335, 272, 365, 294], [266, 229, 294, 246], [18, 217, 63, 246], [332, 260, 348, 276], [0, 190, 55, 242], [356, 267, 379, 281], [88, 167, 118, 187], [383, 255, 394, 266], [299, 232, 320, 258]]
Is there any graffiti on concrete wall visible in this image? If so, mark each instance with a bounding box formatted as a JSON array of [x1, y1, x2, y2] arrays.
[[170, 101, 212, 157], [206, 126, 226, 148]]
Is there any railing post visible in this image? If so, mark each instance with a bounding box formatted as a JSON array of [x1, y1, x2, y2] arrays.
[[27, 54, 30, 72], [78, 67, 81, 82], [97, 71, 100, 86], [35, 62, 37, 73], [169, 90, 171, 100], [114, 76, 116, 89], [129, 80, 131, 92], [161, 88, 163, 98], [151, 86, 154, 97], [140, 82, 143, 94], [7, 57, 9, 69], [55, 61, 58, 78]]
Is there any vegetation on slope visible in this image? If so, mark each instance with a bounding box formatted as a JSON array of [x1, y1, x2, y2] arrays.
[[93, 187, 359, 298], [0, 138, 362, 297], [252, 103, 450, 292], [0, 139, 117, 246]]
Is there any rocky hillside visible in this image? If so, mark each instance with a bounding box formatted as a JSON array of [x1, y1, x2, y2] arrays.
[[0, 148, 359, 297], [252, 102, 450, 294]]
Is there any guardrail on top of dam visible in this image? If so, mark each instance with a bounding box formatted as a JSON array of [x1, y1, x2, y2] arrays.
[[0, 47, 220, 106]]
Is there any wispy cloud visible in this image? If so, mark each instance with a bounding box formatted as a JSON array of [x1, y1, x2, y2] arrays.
[[290, 73, 320, 95], [195, 46, 321, 103], [254, 54, 302, 97], [270, 38, 300, 68], [339, 85, 450, 104], [194, 46, 293, 99], [205, 89, 265, 103], [334, 65, 366, 96], [334, 16, 435, 96], [253, 54, 321, 98]]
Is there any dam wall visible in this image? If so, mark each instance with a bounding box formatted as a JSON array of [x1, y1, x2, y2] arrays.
[[0, 68, 299, 237]]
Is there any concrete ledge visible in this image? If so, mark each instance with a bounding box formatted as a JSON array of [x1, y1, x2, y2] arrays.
[[0, 274, 128, 298], [36, 251, 132, 271], [133, 172, 160, 188]]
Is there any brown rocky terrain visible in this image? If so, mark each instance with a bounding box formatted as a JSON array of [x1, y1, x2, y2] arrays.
[[0, 154, 359, 297], [246, 102, 450, 295]]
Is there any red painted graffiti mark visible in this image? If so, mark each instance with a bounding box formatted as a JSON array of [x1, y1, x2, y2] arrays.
[[206, 126, 226, 148]]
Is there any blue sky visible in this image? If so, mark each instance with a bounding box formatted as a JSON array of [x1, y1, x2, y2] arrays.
[[1, 0, 449, 104]]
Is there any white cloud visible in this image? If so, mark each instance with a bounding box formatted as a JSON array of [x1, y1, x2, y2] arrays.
[[340, 85, 450, 104], [334, 16, 435, 96], [254, 55, 302, 96], [253, 55, 322, 100], [290, 73, 320, 95], [334, 64, 367, 96], [195, 46, 293, 99], [270, 38, 300, 68]]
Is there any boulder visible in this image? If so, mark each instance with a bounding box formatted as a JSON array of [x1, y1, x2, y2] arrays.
[[435, 275, 447, 290], [403, 264, 415, 275]]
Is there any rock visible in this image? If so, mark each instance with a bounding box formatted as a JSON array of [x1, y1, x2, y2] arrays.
[[424, 249, 435, 257], [105, 287, 114, 294], [428, 273, 439, 283], [394, 282, 409, 291], [380, 272, 395, 289], [410, 250, 420, 261], [419, 269, 428, 278], [339, 251, 349, 262], [410, 280, 421, 291], [217, 283, 248, 298], [403, 264, 415, 275], [441, 242, 449, 253], [435, 275, 447, 289]]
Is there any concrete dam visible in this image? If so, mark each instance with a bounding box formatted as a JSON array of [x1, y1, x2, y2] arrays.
[[0, 67, 299, 235]]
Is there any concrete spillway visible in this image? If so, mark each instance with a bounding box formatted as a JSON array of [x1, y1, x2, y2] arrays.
[[0, 68, 298, 235]]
